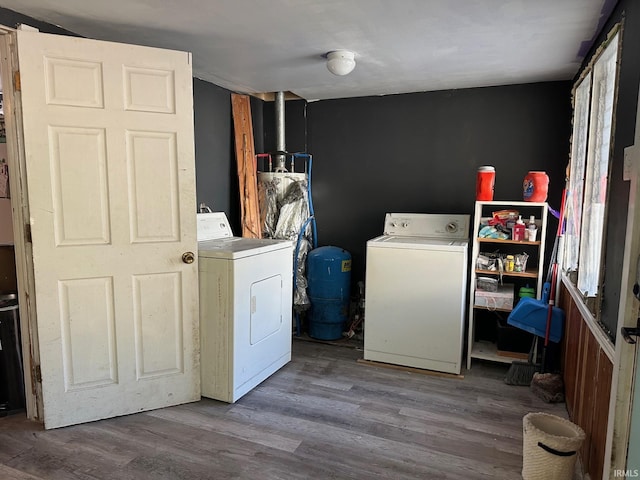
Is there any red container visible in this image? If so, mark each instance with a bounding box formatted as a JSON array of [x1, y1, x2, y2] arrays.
[[476, 166, 495, 201], [523, 171, 549, 202]]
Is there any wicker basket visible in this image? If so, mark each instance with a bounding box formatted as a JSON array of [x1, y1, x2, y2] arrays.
[[522, 412, 585, 480]]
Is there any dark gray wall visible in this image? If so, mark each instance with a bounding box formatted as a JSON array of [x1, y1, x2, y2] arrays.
[[192, 84, 267, 235], [268, 83, 572, 285], [191, 83, 265, 235], [193, 79, 233, 215], [263, 100, 308, 154]]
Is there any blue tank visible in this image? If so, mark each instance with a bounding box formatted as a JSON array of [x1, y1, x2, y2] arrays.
[[307, 246, 352, 340]]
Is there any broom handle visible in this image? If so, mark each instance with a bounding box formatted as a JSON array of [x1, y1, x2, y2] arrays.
[[556, 189, 567, 237], [541, 190, 566, 372], [541, 263, 558, 372], [546, 188, 566, 318], [544, 264, 558, 347], [544, 189, 566, 284]]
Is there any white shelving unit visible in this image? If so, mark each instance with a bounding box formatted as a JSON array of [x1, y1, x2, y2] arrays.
[[466, 200, 548, 369]]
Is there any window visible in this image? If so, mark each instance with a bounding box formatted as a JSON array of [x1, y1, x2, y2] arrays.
[[563, 28, 620, 314], [564, 72, 591, 275]]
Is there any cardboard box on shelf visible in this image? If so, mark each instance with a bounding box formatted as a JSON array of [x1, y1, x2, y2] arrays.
[[474, 284, 514, 310]]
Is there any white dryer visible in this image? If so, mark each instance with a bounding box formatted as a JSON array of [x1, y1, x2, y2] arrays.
[[364, 213, 470, 375], [197, 213, 293, 403]]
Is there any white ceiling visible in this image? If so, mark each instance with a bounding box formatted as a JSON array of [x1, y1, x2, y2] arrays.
[[0, 0, 613, 101]]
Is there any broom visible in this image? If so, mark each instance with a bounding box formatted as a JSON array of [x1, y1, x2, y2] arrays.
[[503, 246, 556, 386], [504, 335, 539, 385], [505, 191, 565, 386], [530, 189, 567, 402], [530, 263, 565, 402]]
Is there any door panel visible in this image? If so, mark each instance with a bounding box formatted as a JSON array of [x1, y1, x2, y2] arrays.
[[132, 272, 184, 379], [16, 30, 199, 429], [44, 57, 104, 108], [50, 126, 110, 245], [127, 131, 180, 242], [250, 275, 283, 345], [59, 277, 117, 390]]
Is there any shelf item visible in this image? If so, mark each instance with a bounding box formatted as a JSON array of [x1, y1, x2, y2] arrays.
[[496, 316, 533, 353], [475, 268, 538, 278], [471, 341, 527, 363], [478, 238, 541, 245], [476, 276, 498, 292], [474, 284, 515, 311], [467, 200, 548, 369]]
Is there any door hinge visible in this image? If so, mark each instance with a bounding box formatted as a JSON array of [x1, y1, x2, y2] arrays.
[[13, 71, 20, 92], [25, 223, 32, 243], [34, 364, 42, 383]]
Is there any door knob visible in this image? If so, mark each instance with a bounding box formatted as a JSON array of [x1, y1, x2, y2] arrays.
[[182, 252, 195, 264]]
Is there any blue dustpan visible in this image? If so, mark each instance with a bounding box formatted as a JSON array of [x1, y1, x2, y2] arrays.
[[507, 282, 565, 343]]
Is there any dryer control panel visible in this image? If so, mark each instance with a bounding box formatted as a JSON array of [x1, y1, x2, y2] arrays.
[[197, 212, 233, 241], [383, 213, 470, 239]]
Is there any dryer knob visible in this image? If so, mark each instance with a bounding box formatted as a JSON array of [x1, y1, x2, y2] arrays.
[[446, 222, 458, 234]]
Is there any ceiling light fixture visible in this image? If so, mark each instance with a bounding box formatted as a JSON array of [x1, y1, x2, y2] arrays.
[[326, 50, 356, 76]]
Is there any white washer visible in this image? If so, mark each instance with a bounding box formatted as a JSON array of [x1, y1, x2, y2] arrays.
[[364, 213, 470, 375], [197, 213, 293, 402]]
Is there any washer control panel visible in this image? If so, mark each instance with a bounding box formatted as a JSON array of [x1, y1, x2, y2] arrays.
[[383, 213, 470, 239]]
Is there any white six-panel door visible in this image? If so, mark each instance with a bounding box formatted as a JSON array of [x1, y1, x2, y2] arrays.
[[16, 30, 199, 429]]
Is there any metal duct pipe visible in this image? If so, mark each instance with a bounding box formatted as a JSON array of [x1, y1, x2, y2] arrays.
[[274, 91, 286, 171]]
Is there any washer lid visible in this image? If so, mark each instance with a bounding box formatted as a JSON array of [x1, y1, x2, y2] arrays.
[[198, 237, 293, 259]]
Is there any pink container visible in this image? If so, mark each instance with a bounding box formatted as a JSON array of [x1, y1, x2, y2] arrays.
[[512, 223, 526, 241], [476, 166, 495, 201]]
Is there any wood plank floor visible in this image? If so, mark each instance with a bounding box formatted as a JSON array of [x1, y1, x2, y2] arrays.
[[0, 338, 571, 479]]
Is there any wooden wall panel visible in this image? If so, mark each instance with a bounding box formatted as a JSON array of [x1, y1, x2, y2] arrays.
[[562, 287, 581, 417], [574, 314, 588, 423], [578, 331, 598, 470], [589, 348, 613, 480], [560, 282, 613, 480]]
